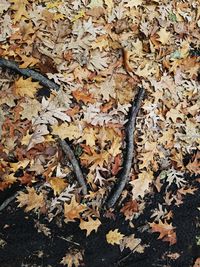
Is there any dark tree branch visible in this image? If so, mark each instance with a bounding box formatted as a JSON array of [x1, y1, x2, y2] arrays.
[[106, 87, 145, 208], [0, 58, 59, 91], [58, 138, 88, 195], [0, 57, 87, 195]]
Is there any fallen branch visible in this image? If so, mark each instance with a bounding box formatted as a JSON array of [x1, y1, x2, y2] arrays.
[[106, 87, 145, 208], [0, 193, 18, 212], [0, 58, 59, 91], [58, 138, 87, 195], [0, 57, 87, 195]]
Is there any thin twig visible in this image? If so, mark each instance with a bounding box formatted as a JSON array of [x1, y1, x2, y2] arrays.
[[57, 236, 81, 247], [106, 87, 145, 208], [0, 58, 59, 91], [58, 138, 87, 195], [117, 242, 142, 266]]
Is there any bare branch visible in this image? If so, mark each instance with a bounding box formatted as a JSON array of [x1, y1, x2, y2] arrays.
[[0, 58, 59, 91], [106, 87, 145, 208], [58, 138, 88, 195]]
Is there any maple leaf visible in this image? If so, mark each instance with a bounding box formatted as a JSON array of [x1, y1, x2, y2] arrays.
[[79, 216, 101, 236], [16, 187, 45, 212], [80, 126, 98, 147], [81, 149, 110, 170], [64, 195, 87, 222], [61, 249, 83, 267], [9, 0, 30, 23], [106, 229, 124, 245], [49, 177, 68, 196], [72, 89, 95, 104], [12, 77, 42, 98], [149, 220, 176, 245]]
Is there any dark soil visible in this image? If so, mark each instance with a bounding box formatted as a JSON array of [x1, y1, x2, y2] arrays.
[[0, 177, 200, 267]]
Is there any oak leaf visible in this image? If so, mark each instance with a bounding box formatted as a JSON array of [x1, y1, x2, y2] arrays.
[[52, 123, 81, 140], [49, 177, 68, 196], [12, 77, 42, 98], [106, 229, 124, 245], [61, 249, 83, 267], [16, 187, 45, 212], [150, 220, 176, 245], [64, 195, 87, 222], [79, 216, 101, 236], [9, 0, 30, 23], [130, 171, 154, 199]]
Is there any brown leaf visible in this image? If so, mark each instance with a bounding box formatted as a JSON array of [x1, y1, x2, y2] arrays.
[[16, 187, 45, 212], [150, 220, 176, 245]]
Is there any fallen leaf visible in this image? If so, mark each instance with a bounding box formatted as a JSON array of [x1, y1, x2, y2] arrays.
[[150, 220, 176, 245], [106, 229, 124, 245], [12, 77, 42, 98], [16, 187, 45, 212], [64, 196, 87, 222], [79, 216, 101, 236]]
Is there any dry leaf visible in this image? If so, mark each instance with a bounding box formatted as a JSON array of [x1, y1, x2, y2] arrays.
[[106, 229, 124, 245], [64, 195, 87, 222], [12, 77, 42, 98], [79, 216, 101, 236], [16, 187, 45, 212]]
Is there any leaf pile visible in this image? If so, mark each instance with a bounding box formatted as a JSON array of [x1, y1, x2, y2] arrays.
[[0, 0, 200, 264]]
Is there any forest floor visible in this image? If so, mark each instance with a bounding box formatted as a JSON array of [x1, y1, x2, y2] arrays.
[[0, 1, 200, 267]]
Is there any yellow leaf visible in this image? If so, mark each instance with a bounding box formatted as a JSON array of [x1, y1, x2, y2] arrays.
[[52, 123, 82, 140], [79, 217, 101, 236], [49, 177, 67, 196], [64, 196, 87, 222], [10, 159, 30, 172], [157, 28, 172, 45], [106, 229, 124, 245], [12, 77, 42, 98], [16, 187, 45, 212], [71, 10, 85, 22], [19, 55, 39, 68], [9, 0, 30, 23]]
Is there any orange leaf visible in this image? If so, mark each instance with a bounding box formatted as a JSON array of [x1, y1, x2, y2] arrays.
[[150, 220, 176, 245], [72, 89, 95, 104]]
